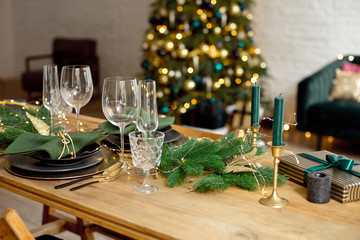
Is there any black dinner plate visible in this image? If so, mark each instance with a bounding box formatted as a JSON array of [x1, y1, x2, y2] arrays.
[[8, 151, 104, 173], [102, 129, 181, 151], [32, 143, 101, 166]]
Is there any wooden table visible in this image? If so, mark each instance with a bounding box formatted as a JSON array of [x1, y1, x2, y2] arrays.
[[0, 115, 359, 240]]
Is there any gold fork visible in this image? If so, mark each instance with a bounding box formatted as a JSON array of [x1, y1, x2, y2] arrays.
[[69, 166, 124, 191]]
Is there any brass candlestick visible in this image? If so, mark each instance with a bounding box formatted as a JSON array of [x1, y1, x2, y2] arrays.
[[259, 144, 289, 208], [250, 126, 259, 147]]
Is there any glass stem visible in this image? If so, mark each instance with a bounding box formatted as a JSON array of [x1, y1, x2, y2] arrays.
[[119, 122, 126, 164], [143, 169, 151, 187], [75, 108, 80, 132], [50, 111, 54, 136]]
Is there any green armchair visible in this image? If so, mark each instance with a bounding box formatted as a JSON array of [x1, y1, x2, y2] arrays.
[[297, 55, 360, 149]]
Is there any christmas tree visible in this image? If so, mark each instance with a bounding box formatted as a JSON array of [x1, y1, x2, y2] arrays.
[[141, 0, 267, 127]]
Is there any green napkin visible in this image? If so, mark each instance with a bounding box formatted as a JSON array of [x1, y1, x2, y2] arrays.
[[2, 131, 108, 159], [98, 116, 175, 135]]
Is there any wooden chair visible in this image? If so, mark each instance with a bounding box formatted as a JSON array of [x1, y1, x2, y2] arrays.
[[0, 208, 65, 240]]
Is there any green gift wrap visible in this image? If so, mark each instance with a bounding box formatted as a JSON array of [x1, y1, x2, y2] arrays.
[[279, 151, 360, 203]]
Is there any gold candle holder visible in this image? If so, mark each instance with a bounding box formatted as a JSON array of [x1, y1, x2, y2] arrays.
[[259, 144, 289, 208], [250, 126, 260, 147]]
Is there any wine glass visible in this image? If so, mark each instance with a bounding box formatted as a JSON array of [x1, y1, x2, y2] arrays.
[[42, 64, 61, 135], [55, 96, 73, 132], [129, 131, 164, 193], [137, 80, 158, 137], [102, 76, 137, 170], [60, 65, 93, 132]]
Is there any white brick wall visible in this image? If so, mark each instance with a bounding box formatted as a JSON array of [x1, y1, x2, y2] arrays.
[[1, 0, 360, 118]]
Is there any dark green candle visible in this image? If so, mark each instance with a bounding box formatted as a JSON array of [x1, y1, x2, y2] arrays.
[[251, 85, 260, 127], [272, 97, 284, 146]]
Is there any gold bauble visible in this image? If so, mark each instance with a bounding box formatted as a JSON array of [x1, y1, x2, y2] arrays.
[[220, 49, 229, 58], [152, 57, 161, 67], [157, 40, 165, 47], [200, 43, 209, 53], [146, 32, 154, 41], [178, 48, 189, 58], [230, 3, 241, 15], [229, 22, 237, 31], [184, 79, 196, 91], [164, 87, 171, 95], [159, 75, 169, 85], [214, 27, 221, 35], [165, 41, 174, 51], [235, 66, 244, 76], [177, 0, 185, 5]]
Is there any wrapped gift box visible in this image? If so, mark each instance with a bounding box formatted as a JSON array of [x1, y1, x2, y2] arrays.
[[279, 150, 360, 203]]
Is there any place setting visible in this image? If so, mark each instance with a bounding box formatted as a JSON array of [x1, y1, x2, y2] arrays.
[[1, 65, 120, 180], [0, 68, 180, 194]]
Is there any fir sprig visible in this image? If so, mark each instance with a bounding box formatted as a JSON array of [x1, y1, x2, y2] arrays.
[[159, 131, 286, 192]]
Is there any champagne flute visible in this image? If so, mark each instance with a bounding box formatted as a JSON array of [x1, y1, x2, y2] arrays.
[[129, 131, 164, 193], [137, 80, 158, 137], [60, 65, 93, 132], [102, 76, 137, 169], [42, 64, 61, 135]]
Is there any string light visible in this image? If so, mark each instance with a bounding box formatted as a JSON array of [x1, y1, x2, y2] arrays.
[[305, 132, 311, 138], [337, 54, 344, 60]]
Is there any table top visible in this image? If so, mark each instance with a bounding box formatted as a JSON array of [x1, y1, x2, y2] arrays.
[[0, 114, 359, 240]]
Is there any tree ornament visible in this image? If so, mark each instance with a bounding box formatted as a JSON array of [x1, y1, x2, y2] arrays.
[[141, 60, 149, 69], [184, 79, 196, 91], [25, 112, 49, 136], [235, 66, 244, 76], [165, 41, 174, 51], [191, 19, 200, 29], [178, 48, 189, 58], [162, 106, 170, 113], [164, 87, 171, 95], [230, 3, 241, 15], [177, 0, 185, 5], [158, 49, 167, 56], [214, 26, 221, 35], [159, 75, 169, 85], [214, 63, 223, 72]]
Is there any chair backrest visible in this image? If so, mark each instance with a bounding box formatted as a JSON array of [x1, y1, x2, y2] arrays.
[[53, 38, 99, 90], [0, 208, 34, 240]]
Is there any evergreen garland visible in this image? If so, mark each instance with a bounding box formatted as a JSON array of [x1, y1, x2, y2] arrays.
[[159, 131, 287, 192]]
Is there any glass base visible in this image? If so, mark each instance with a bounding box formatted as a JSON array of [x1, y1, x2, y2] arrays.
[[134, 184, 159, 194], [128, 167, 157, 176]]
